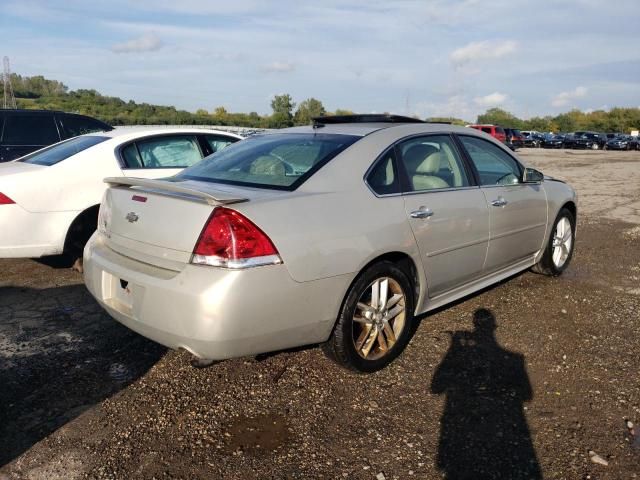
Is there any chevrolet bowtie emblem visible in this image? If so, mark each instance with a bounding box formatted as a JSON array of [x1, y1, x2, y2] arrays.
[[126, 212, 139, 223]]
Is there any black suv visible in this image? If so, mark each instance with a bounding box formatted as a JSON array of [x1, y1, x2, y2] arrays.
[[0, 110, 112, 162]]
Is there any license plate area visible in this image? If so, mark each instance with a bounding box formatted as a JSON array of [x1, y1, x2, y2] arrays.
[[102, 271, 141, 316]]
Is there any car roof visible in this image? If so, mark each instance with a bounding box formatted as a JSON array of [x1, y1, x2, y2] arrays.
[[84, 126, 243, 142], [280, 122, 476, 137]]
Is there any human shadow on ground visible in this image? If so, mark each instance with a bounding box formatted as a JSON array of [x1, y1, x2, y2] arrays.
[[0, 284, 166, 466], [431, 308, 542, 480]]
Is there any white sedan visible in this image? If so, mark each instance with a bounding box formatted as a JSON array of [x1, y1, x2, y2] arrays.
[[0, 127, 241, 261]]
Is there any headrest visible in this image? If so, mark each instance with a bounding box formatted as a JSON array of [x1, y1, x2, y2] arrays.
[[416, 151, 442, 174], [249, 156, 285, 176], [403, 144, 438, 173]]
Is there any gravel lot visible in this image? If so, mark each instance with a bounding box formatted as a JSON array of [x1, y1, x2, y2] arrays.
[[1, 148, 639, 479]]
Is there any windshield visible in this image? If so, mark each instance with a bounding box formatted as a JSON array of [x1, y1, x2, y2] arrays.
[[19, 135, 109, 166], [177, 133, 360, 190]]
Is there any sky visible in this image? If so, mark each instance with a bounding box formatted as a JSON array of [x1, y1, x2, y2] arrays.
[[1, 0, 639, 120]]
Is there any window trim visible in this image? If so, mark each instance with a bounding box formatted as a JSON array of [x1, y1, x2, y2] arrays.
[[453, 133, 525, 188], [116, 133, 207, 170]]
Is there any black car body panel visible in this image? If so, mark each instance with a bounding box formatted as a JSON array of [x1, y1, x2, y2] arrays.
[[569, 132, 606, 149], [605, 136, 638, 150], [0, 110, 112, 162]]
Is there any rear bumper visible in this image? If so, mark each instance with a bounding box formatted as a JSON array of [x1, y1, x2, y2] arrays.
[[83, 233, 351, 360], [0, 205, 75, 258]]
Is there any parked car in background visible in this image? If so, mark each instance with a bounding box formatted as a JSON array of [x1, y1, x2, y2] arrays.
[[522, 132, 545, 148], [571, 132, 606, 150], [605, 135, 638, 150], [84, 114, 577, 372], [0, 127, 241, 263], [0, 109, 112, 162], [467, 124, 507, 144], [542, 134, 565, 149], [504, 128, 524, 149]]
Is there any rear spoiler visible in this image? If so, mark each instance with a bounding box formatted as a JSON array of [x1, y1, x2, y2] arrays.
[[104, 177, 247, 206]]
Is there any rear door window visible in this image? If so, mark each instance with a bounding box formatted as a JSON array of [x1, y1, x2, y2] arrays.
[[397, 135, 470, 192], [3, 114, 59, 145], [129, 135, 203, 169]]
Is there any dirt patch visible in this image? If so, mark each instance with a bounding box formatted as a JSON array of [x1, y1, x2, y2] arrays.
[[224, 413, 290, 454]]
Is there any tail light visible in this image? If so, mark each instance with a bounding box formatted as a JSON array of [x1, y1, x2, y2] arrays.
[[0, 193, 15, 205], [192, 207, 282, 269]]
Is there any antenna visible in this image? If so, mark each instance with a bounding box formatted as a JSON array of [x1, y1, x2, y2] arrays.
[[2, 56, 17, 109]]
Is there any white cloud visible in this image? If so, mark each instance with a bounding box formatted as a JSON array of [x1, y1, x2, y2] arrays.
[[112, 33, 162, 53], [551, 86, 588, 107], [416, 95, 474, 120], [474, 92, 508, 107], [260, 61, 296, 73], [450, 40, 517, 68]]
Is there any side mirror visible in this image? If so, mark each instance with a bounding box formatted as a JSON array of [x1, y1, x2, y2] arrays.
[[522, 167, 544, 183]]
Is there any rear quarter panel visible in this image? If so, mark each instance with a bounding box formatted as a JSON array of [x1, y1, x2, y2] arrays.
[[14, 141, 123, 213]]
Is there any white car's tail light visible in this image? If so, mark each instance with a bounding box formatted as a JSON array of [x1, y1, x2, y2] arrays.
[[192, 207, 282, 269], [0, 193, 15, 205]]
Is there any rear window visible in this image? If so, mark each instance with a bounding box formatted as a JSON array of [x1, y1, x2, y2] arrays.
[[19, 135, 109, 166], [177, 133, 359, 190]]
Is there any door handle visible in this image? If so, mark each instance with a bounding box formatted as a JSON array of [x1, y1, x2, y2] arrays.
[[490, 197, 508, 207], [410, 207, 434, 219]]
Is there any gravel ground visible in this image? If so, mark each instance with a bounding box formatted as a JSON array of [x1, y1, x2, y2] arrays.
[[1, 148, 639, 479]]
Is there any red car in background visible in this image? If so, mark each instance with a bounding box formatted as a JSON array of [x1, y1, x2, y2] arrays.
[[467, 124, 507, 144]]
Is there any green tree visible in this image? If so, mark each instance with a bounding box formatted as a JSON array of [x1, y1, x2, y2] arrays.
[[293, 98, 326, 125], [476, 108, 523, 128], [333, 108, 354, 116], [269, 94, 295, 128]]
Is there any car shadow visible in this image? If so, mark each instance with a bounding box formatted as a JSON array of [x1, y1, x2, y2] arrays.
[[430, 308, 542, 479], [0, 284, 166, 466]]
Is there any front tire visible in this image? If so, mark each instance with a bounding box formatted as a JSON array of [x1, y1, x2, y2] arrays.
[[532, 208, 575, 276], [324, 261, 415, 372]]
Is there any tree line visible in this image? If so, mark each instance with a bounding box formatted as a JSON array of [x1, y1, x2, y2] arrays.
[[1, 73, 638, 133]]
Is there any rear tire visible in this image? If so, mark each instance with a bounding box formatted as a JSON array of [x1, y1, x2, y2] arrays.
[[324, 261, 415, 372], [532, 208, 575, 276], [64, 207, 99, 271]]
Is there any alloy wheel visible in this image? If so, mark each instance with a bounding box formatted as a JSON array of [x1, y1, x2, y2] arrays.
[[352, 277, 406, 360], [552, 217, 573, 268]]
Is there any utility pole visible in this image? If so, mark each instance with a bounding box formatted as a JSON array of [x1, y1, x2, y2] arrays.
[[2, 56, 17, 109]]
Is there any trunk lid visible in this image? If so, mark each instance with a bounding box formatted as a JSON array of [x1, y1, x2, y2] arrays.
[[101, 177, 268, 269]]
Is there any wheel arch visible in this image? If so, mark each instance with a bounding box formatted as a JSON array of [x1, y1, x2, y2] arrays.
[[561, 200, 577, 222], [336, 251, 423, 325], [63, 204, 100, 255]]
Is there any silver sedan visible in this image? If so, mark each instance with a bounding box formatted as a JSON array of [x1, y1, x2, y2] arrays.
[[84, 115, 577, 372]]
